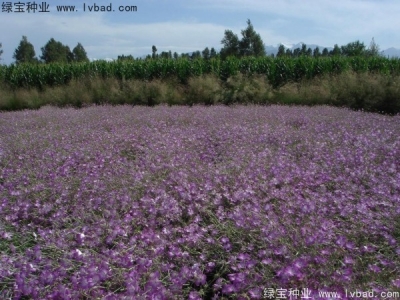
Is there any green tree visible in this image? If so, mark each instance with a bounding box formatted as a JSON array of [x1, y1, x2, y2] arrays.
[[239, 19, 265, 57], [366, 37, 380, 57], [160, 51, 172, 59], [210, 47, 217, 58], [220, 29, 240, 59], [202, 47, 210, 60], [173, 52, 178, 59], [0, 43, 3, 61], [285, 49, 293, 57], [277, 44, 286, 57], [117, 54, 134, 61], [313, 47, 321, 57], [191, 51, 201, 59], [13, 36, 37, 64], [341, 40, 365, 56], [41, 38, 72, 63], [322, 48, 329, 56], [221, 19, 265, 59], [151, 45, 157, 59], [300, 43, 307, 56], [330, 44, 341, 56], [72, 42, 89, 62]]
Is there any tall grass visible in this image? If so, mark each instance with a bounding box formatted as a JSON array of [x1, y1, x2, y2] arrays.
[[1, 71, 399, 114]]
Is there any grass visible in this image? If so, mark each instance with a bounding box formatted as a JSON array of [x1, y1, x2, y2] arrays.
[[1, 71, 400, 114]]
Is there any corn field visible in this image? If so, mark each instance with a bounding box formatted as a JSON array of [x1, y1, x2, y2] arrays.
[[1, 56, 400, 90]]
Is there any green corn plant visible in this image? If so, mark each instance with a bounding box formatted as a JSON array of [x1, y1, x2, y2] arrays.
[[1, 55, 400, 90], [350, 56, 369, 73], [220, 56, 240, 80], [175, 58, 191, 83]]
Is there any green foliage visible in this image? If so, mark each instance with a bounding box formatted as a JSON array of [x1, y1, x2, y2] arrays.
[[220, 19, 265, 59], [186, 75, 222, 105], [300, 43, 307, 56], [13, 36, 38, 64], [72, 43, 89, 62], [341, 40, 366, 57], [191, 51, 201, 60], [313, 47, 321, 57], [40, 38, 73, 63], [0, 42, 3, 61], [210, 47, 217, 58], [223, 73, 271, 104], [152, 45, 157, 59], [202, 47, 210, 60], [117, 54, 134, 61], [1, 33, 399, 113], [277, 44, 286, 57], [330, 44, 342, 56], [1, 55, 400, 92], [366, 38, 381, 57], [1, 71, 400, 114], [159, 51, 172, 59], [220, 30, 240, 59], [239, 19, 265, 57]]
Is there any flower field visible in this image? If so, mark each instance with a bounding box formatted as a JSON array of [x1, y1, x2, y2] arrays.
[[0, 105, 399, 299]]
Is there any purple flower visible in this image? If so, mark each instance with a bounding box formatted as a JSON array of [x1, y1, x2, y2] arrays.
[[222, 284, 236, 295], [1, 231, 12, 240], [277, 266, 300, 280], [1, 105, 399, 297], [194, 273, 206, 286], [188, 291, 202, 300], [343, 256, 355, 265], [392, 279, 400, 288], [248, 288, 262, 298], [369, 265, 381, 273]]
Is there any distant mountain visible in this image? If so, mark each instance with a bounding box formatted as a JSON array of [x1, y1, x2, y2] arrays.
[[381, 47, 400, 58], [265, 42, 400, 58], [265, 42, 332, 56]]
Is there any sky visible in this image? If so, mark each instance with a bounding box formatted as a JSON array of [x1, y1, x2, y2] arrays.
[[1, 0, 400, 65]]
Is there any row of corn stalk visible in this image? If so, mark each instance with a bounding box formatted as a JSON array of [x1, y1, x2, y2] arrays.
[[1, 56, 400, 90]]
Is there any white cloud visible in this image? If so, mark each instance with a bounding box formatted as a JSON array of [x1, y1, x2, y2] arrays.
[[190, 0, 400, 48]]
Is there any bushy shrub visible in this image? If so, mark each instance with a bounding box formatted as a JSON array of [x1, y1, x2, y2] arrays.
[[185, 75, 223, 105], [222, 73, 272, 105]]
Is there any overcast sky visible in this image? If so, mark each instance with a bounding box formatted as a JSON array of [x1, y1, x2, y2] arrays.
[[1, 0, 399, 65]]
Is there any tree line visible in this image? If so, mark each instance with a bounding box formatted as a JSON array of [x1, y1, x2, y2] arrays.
[[216, 20, 381, 58], [143, 19, 264, 61], [0, 19, 382, 65], [275, 39, 380, 58], [1, 36, 89, 64]]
